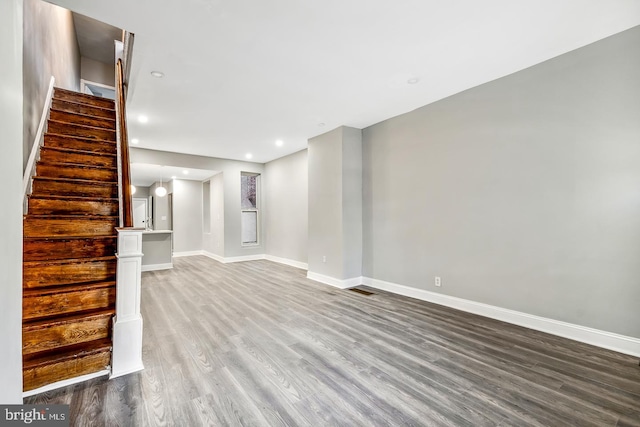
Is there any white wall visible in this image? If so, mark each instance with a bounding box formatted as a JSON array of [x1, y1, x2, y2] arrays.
[[81, 57, 114, 87], [173, 179, 203, 253], [23, 0, 80, 168], [0, 0, 25, 403], [264, 150, 308, 265], [362, 26, 640, 338]]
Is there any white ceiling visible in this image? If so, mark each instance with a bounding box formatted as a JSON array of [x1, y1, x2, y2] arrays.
[[50, 0, 640, 164], [130, 163, 219, 187]]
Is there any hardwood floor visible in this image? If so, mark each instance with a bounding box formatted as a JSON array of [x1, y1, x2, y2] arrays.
[[26, 256, 640, 426]]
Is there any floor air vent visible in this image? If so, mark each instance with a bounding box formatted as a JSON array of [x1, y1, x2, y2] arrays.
[[348, 287, 375, 296]]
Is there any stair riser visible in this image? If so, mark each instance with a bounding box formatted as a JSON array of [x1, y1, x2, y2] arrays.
[[36, 163, 116, 182], [23, 314, 112, 355], [23, 260, 116, 288], [44, 134, 116, 154], [53, 89, 114, 109], [24, 218, 118, 238], [23, 349, 110, 392], [39, 148, 117, 168], [24, 237, 117, 261], [23, 221, 117, 239], [50, 110, 115, 130], [51, 99, 115, 119], [31, 180, 117, 198], [48, 120, 116, 141], [23, 287, 115, 321], [28, 198, 118, 216]]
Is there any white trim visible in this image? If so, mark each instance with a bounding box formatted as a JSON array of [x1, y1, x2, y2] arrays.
[[202, 250, 225, 263], [22, 369, 110, 398], [264, 254, 308, 270], [225, 254, 266, 263], [307, 272, 363, 289], [362, 277, 640, 357], [23, 76, 55, 201], [173, 250, 204, 258], [141, 263, 173, 272], [80, 78, 115, 93]]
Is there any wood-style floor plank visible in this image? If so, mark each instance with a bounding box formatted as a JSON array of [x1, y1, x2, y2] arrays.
[[25, 256, 640, 426]]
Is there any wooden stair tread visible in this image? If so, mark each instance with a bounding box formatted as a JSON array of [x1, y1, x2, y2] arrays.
[[51, 98, 115, 112], [48, 119, 115, 133], [36, 161, 117, 171], [23, 308, 115, 330], [50, 108, 116, 123], [41, 146, 116, 158], [23, 338, 112, 367], [45, 133, 116, 145], [32, 176, 117, 185], [23, 281, 115, 297], [25, 214, 118, 221], [27, 195, 118, 202], [24, 235, 117, 241], [24, 256, 117, 267], [54, 87, 114, 103]]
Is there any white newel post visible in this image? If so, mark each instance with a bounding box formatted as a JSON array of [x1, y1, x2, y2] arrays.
[[111, 228, 145, 378]]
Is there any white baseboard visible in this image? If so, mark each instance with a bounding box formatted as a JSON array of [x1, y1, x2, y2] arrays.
[[202, 250, 225, 263], [224, 254, 266, 263], [23, 369, 110, 398], [265, 254, 308, 270], [172, 251, 203, 258], [362, 277, 640, 357], [307, 272, 363, 289], [141, 263, 173, 272], [196, 251, 264, 264]]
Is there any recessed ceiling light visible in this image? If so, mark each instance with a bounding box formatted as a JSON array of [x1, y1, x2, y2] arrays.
[[407, 77, 420, 84], [182, 170, 189, 175], [150, 71, 164, 78], [245, 153, 253, 159], [131, 138, 139, 144], [138, 115, 148, 123], [275, 139, 284, 147]]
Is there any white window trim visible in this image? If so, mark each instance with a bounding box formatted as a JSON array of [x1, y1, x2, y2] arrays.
[[241, 173, 260, 246]]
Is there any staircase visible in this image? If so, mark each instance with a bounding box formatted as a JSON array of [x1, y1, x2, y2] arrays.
[[23, 88, 120, 392]]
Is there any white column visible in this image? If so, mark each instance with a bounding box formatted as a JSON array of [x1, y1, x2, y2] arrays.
[[111, 228, 144, 378]]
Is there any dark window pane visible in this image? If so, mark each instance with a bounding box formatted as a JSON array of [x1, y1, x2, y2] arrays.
[[241, 175, 257, 209]]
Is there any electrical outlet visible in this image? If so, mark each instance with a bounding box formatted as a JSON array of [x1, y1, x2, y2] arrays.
[[322, 256, 327, 263], [435, 276, 441, 287]]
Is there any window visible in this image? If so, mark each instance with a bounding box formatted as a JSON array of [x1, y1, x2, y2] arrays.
[[241, 173, 259, 245]]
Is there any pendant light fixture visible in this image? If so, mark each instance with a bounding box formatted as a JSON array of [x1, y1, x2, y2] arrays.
[[155, 175, 167, 197]]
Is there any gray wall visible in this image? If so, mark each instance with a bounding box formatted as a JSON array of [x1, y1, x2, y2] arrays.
[[362, 26, 640, 338], [173, 180, 203, 253], [149, 180, 172, 231], [81, 57, 114, 87], [308, 128, 344, 278], [308, 127, 363, 279], [134, 185, 150, 198], [203, 173, 225, 257], [264, 150, 308, 264], [130, 148, 264, 258], [0, 0, 25, 402], [342, 128, 363, 279], [23, 0, 80, 168]]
